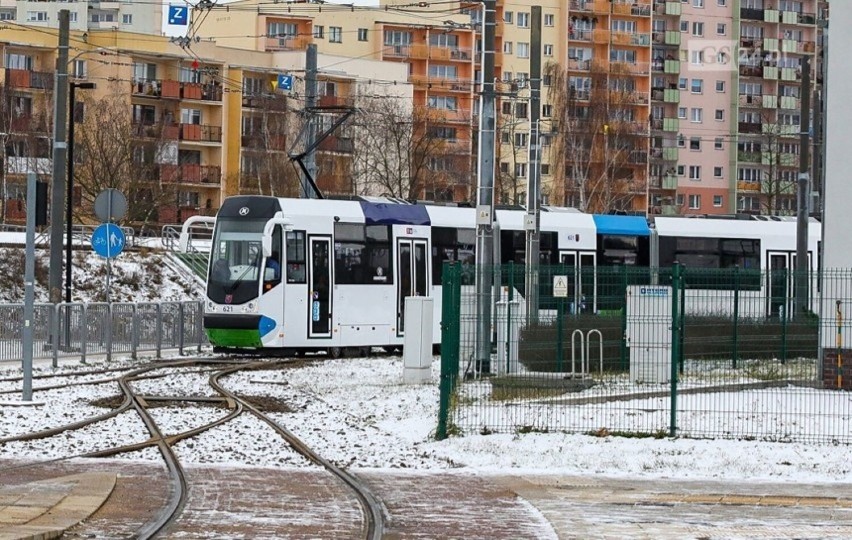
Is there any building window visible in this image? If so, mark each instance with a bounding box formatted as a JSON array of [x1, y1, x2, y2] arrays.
[[716, 80, 725, 92], [330, 27, 342, 43], [691, 108, 703, 123], [514, 133, 527, 147], [515, 163, 527, 178], [26, 11, 48, 22], [678, 77, 687, 90], [427, 95, 457, 110], [677, 194, 685, 206], [713, 195, 723, 207], [358, 28, 368, 41], [541, 164, 550, 175], [715, 109, 725, 121], [677, 107, 687, 119], [691, 50, 704, 65], [680, 20, 689, 32], [0, 12, 13, 21], [677, 165, 685, 176], [692, 22, 704, 36], [122, 14, 132, 24], [503, 42, 513, 54], [517, 43, 529, 59], [544, 13, 554, 26], [544, 44, 553, 57], [503, 11, 513, 24], [69, 12, 78, 23], [689, 137, 701, 150], [517, 12, 529, 28], [542, 104, 552, 117], [693, 0, 705, 6], [715, 138, 724, 150], [691, 79, 703, 93], [717, 23, 726, 35], [515, 102, 528, 119], [689, 166, 701, 180], [314, 25, 325, 38], [714, 166, 723, 178], [689, 194, 701, 209]]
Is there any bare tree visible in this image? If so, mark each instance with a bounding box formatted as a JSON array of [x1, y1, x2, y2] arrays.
[[546, 61, 647, 212], [495, 92, 528, 205], [240, 91, 302, 197], [72, 84, 178, 229], [352, 97, 458, 200]]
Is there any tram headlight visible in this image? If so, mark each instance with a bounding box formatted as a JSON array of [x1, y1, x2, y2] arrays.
[[244, 302, 256, 313], [206, 301, 216, 312]]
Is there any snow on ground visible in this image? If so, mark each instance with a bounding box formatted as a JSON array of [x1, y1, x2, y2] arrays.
[[2, 354, 852, 484]]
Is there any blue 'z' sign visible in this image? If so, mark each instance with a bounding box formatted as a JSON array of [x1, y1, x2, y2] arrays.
[[168, 5, 188, 25]]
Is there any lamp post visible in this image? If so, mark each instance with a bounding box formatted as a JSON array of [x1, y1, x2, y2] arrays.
[[66, 81, 96, 304]]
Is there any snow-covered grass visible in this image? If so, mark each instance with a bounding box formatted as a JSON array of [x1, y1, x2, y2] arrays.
[[2, 354, 851, 484]]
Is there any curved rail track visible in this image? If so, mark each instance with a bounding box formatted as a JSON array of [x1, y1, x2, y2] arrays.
[[0, 356, 385, 539]]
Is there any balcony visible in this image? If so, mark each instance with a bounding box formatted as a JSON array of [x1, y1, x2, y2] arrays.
[[739, 121, 762, 134], [318, 95, 355, 107], [158, 164, 221, 185], [568, 30, 592, 42], [739, 93, 764, 107], [566, 58, 592, 71], [179, 123, 222, 143], [131, 122, 180, 140], [136, 80, 222, 102], [612, 1, 651, 17], [264, 35, 311, 52], [738, 151, 761, 163], [241, 132, 287, 151], [5, 69, 53, 90], [737, 181, 761, 193], [740, 8, 764, 20], [611, 32, 652, 47], [5, 157, 51, 175], [318, 136, 354, 154], [739, 65, 764, 78], [653, 1, 681, 16]]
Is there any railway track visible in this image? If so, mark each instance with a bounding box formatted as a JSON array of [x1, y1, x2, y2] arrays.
[[0, 356, 385, 539]]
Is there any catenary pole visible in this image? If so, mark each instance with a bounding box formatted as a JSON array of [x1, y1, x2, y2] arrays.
[[524, 6, 542, 322], [474, 0, 496, 373], [795, 55, 811, 317], [48, 10, 70, 304]]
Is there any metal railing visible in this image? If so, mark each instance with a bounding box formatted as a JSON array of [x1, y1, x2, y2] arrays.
[[0, 300, 206, 365]]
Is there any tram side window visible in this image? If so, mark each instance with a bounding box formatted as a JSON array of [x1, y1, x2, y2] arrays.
[[334, 223, 392, 285], [286, 230, 307, 284], [432, 227, 475, 285], [658, 236, 760, 290]]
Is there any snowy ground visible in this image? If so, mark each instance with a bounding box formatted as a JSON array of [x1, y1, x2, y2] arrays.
[[2, 353, 852, 484]]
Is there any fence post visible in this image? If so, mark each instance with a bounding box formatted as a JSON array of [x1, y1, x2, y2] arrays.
[[781, 267, 788, 364], [196, 301, 203, 353], [51, 304, 59, 368], [106, 303, 113, 363], [178, 302, 186, 356], [131, 304, 138, 361], [156, 303, 162, 359], [507, 262, 514, 374], [437, 262, 460, 441], [732, 266, 740, 369], [80, 304, 87, 364], [557, 294, 564, 373], [669, 262, 681, 438], [620, 266, 628, 371]]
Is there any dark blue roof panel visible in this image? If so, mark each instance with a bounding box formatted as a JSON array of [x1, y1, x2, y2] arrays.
[[593, 214, 650, 236], [359, 201, 431, 226]]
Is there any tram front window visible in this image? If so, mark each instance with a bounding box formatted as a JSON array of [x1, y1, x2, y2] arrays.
[[207, 218, 266, 305]]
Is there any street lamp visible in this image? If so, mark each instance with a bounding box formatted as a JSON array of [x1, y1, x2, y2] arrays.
[[65, 81, 96, 304]]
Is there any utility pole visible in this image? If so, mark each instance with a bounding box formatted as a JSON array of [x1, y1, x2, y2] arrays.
[[474, 0, 496, 374], [303, 44, 318, 198], [22, 172, 36, 401], [524, 6, 542, 321], [48, 10, 70, 304], [795, 55, 811, 317]]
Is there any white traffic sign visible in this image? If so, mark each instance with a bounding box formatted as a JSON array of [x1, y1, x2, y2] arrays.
[[553, 275, 568, 298]]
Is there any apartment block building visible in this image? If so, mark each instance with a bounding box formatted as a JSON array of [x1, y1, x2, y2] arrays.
[[201, 0, 478, 201], [0, 0, 161, 35], [0, 25, 411, 225]]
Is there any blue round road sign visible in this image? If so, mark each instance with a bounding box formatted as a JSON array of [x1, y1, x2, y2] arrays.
[[91, 223, 125, 258]]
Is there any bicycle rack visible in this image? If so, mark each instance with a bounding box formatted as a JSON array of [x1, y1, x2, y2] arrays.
[[571, 328, 604, 378]]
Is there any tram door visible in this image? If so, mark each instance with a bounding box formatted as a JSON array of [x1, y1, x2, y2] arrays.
[[767, 251, 811, 318], [558, 251, 597, 314], [308, 236, 332, 338], [397, 238, 428, 334]]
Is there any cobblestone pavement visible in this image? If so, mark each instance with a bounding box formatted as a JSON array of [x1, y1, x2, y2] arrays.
[[4, 458, 852, 539]]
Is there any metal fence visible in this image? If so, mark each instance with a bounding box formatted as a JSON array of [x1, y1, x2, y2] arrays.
[[0, 300, 206, 365], [437, 263, 852, 444]]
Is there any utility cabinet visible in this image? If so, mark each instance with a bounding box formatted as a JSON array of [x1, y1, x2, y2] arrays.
[[403, 297, 433, 384], [626, 286, 673, 384]]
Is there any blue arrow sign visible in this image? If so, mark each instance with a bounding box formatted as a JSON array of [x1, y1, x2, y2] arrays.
[[277, 74, 293, 91], [168, 5, 188, 25], [91, 223, 125, 259]]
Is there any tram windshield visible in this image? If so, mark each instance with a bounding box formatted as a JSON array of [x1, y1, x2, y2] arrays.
[[207, 217, 266, 305]]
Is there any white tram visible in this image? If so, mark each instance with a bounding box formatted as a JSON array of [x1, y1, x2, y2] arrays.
[[198, 195, 821, 353]]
